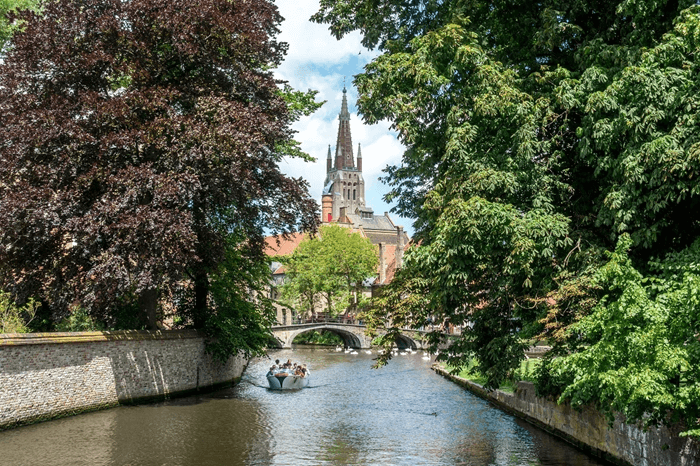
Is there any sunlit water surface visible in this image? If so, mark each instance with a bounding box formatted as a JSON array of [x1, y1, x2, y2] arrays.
[[0, 347, 609, 465]]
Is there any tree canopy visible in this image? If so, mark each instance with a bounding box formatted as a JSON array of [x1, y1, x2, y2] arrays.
[[0, 0, 320, 343], [313, 0, 700, 435], [280, 225, 378, 318], [0, 0, 37, 51]]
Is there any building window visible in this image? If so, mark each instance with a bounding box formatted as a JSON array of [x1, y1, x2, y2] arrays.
[[353, 189, 356, 200]]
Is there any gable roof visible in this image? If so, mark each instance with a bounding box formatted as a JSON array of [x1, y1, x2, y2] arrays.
[[264, 232, 307, 257]]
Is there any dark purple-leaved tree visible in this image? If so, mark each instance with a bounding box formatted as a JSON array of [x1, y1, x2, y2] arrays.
[[0, 0, 318, 330]]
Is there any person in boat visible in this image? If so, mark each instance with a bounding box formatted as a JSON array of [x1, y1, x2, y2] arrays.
[[266, 365, 277, 377]]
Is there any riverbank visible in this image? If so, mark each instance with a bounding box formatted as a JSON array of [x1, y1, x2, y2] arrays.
[[0, 330, 247, 431], [433, 365, 699, 466]]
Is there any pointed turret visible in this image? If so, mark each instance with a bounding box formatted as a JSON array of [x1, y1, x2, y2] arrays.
[[326, 145, 332, 173], [357, 143, 362, 172], [335, 86, 354, 169]]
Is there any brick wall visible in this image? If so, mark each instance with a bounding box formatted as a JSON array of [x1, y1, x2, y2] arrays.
[[433, 366, 699, 466], [0, 330, 247, 430]]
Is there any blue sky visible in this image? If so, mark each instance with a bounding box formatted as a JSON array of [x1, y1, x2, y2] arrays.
[[274, 0, 415, 237]]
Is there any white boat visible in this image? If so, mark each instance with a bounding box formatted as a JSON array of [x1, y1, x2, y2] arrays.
[[267, 373, 310, 390]]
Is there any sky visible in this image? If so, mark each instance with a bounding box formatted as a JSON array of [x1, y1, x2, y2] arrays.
[[273, 0, 415, 236]]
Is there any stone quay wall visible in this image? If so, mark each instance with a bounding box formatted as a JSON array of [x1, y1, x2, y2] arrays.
[[433, 366, 699, 466], [0, 330, 247, 430]]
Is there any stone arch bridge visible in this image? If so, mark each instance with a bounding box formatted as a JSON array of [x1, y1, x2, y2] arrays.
[[271, 323, 428, 350]]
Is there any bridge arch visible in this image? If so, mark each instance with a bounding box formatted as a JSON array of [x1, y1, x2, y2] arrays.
[[271, 323, 426, 350], [394, 334, 418, 350], [285, 326, 363, 349]]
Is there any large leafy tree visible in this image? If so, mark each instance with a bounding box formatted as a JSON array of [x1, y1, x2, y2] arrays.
[[538, 235, 700, 436], [280, 225, 378, 318], [0, 0, 319, 330], [312, 0, 700, 399]]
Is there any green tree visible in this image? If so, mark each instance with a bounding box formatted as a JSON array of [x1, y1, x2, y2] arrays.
[[0, 290, 37, 333], [313, 0, 700, 392], [537, 235, 700, 437], [205, 230, 279, 361], [280, 225, 378, 319]]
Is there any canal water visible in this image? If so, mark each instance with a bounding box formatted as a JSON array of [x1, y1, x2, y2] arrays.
[[0, 347, 608, 465]]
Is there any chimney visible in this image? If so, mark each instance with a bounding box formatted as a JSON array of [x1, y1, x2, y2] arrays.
[[378, 242, 386, 284], [396, 226, 404, 269], [339, 206, 346, 222], [357, 143, 362, 172], [322, 194, 333, 223], [326, 145, 332, 173]]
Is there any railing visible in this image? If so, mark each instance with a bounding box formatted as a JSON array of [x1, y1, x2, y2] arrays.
[[272, 319, 463, 335], [279, 317, 362, 326]]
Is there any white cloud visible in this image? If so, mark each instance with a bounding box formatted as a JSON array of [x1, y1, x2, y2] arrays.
[[275, 0, 378, 74], [274, 0, 415, 235]]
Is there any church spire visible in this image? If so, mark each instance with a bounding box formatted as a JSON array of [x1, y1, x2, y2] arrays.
[[326, 144, 332, 173], [335, 86, 354, 169], [357, 143, 362, 172]]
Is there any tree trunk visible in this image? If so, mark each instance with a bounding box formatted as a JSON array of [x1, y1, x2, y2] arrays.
[[192, 197, 208, 329], [139, 288, 158, 330], [193, 269, 208, 329]]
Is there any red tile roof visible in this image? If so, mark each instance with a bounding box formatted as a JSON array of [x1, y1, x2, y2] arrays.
[[264, 232, 307, 257]]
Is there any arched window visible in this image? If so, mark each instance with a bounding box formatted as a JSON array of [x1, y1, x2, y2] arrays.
[[353, 189, 356, 200]]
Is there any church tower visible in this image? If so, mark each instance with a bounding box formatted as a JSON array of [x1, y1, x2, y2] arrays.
[[322, 86, 367, 222]]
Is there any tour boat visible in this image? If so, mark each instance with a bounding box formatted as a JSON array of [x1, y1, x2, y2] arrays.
[[266, 373, 310, 390]]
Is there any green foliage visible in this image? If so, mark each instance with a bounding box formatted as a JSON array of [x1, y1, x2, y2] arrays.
[[280, 225, 378, 317], [538, 235, 700, 437], [204, 232, 278, 362], [314, 0, 700, 411], [55, 307, 105, 332], [108, 293, 149, 331], [0, 290, 37, 333]]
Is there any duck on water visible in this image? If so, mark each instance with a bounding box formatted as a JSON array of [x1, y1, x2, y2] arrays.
[[266, 359, 310, 389]]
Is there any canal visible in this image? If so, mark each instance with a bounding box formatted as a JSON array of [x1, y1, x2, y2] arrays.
[[0, 347, 608, 465]]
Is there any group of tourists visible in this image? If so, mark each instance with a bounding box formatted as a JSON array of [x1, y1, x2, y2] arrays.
[[267, 359, 309, 378]]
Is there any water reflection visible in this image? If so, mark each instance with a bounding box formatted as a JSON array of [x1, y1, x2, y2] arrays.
[[0, 347, 609, 465]]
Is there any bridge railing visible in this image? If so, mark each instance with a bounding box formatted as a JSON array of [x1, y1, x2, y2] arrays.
[[290, 316, 362, 325], [274, 318, 464, 335]]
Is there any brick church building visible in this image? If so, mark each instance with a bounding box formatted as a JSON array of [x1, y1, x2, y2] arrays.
[[265, 87, 409, 323]]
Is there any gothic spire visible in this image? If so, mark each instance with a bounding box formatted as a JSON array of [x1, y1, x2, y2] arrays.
[[335, 86, 354, 169], [357, 143, 362, 172], [326, 144, 332, 173]]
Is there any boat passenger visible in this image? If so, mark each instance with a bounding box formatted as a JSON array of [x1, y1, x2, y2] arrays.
[[267, 365, 277, 377]]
